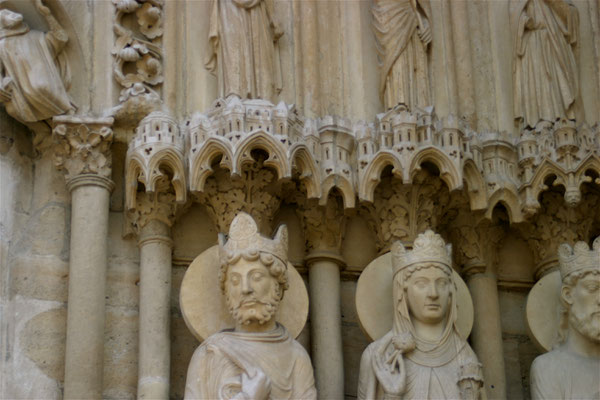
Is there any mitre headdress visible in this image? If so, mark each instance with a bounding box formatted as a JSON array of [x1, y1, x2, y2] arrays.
[[218, 212, 288, 266], [392, 230, 452, 276], [558, 237, 600, 280]]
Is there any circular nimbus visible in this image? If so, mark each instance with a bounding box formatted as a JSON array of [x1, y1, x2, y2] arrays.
[[525, 271, 562, 352], [180, 245, 309, 341], [356, 252, 474, 342]]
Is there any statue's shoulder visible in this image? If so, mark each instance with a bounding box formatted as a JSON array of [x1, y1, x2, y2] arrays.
[[531, 347, 564, 372]]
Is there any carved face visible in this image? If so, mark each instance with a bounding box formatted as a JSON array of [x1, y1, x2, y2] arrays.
[[564, 272, 600, 343], [225, 257, 280, 327], [0, 9, 23, 29], [405, 265, 452, 325]]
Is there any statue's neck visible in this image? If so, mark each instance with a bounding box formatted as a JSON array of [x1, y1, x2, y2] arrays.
[[412, 318, 446, 343], [235, 318, 277, 334], [566, 326, 600, 359]]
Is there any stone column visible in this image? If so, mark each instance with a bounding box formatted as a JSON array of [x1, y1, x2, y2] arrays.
[[131, 197, 176, 399], [299, 197, 346, 400], [463, 263, 506, 400], [306, 250, 345, 400], [53, 116, 114, 400], [125, 111, 187, 399]]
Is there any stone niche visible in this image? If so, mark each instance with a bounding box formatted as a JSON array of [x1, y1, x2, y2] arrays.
[[0, 0, 599, 400]]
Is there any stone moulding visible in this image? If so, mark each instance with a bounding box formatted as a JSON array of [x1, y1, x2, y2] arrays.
[[124, 101, 600, 224], [125, 111, 186, 212]]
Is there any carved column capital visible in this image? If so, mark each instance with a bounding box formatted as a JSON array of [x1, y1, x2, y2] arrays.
[[360, 170, 450, 252], [128, 191, 177, 244], [52, 116, 115, 184], [197, 160, 282, 234], [297, 196, 346, 255]]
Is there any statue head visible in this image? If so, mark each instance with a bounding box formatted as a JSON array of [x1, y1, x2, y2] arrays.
[[391, 230, 457, 340], [218, 212, 289, 330], [557, 237, 600, 345]]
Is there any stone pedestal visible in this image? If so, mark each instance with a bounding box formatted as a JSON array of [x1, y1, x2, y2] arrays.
[[137, 219, 173, 399], [307, 251, 345, 400], [464, 264, 507, 400]]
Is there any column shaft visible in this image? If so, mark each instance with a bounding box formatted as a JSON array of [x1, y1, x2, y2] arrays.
[[467, 271, 507, 400], [64, 176, 112, 399], [137, 220, 173, 399], [308, 253, 344, 400]]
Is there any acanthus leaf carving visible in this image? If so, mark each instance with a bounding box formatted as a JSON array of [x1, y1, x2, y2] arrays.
[[52, 116, 114, 181]]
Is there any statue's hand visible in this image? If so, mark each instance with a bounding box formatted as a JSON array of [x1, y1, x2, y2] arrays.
[[373, 347, 405, 397], [417, 18, 431, 45], [35, 0, 52, 16], [241, 369, 271, 400]]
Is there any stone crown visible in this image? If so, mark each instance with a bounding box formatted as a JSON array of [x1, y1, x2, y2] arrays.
[[391, 230, 452, 275], [218, 212, 288, 266], [558, 237, 600, 279]]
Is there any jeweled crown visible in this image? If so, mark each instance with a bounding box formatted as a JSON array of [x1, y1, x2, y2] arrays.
[[392, 230, 452, 275], [558, 237, 600, 280], [218, 212, 288, 266]]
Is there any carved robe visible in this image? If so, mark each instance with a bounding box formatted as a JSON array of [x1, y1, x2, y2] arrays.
[[372, 0, 431, 110], [205, 0, 282, 101], [184, 324, 316, 400], [531, 346, 600, 400], [358, 330, 481, 399], [512, 0, 579, 128], [0, 24, 73, 123]]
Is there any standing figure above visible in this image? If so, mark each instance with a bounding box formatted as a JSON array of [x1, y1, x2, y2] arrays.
[[205, 0, 282, 101], [183, 212, 316, 400], [0, 0, 74, 124], [512, 0, 579, 129], [357, 230, 483, 399], [530, 238, 600, 400], [372, 0, 431, 111]]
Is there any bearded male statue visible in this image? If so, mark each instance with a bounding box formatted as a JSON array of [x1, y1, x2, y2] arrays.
[[358, 230, 483, 399], [0, 0, 74, 124], [530, 238, 600, 400], [184, 212, 316, 399]]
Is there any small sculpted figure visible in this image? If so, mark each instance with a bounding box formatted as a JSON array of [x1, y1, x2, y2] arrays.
[[512, 0, 579, 128], [0, 0, 74, 123], [530, 238, 600, 400], [358, 230, 483, 399], [371, 0, 431, 111], [184, 212, 316, 400], [205, 0, 282, 101]]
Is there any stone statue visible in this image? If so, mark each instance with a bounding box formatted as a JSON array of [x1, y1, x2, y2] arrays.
[[357, 230, 483, 399], [0, 0, 74, 124], [530, 238, 600, 400], [512, 0, 579, 129], [184, 212, 316, 399], [371, 0, 431, 111], [205, 0, 282, 101]]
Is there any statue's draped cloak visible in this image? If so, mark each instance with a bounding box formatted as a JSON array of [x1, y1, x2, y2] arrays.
[[184, 324, 316, 400], [0, 27, 73, 122], [371, 0, 431, 110], [511, 0, 579, 127], [205, 0, 281, 100]]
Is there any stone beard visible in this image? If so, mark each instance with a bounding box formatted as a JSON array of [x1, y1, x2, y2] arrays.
[[184, 213, 316, 400], [530, 263, 600, 400], [358, 233, 483, 400]]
